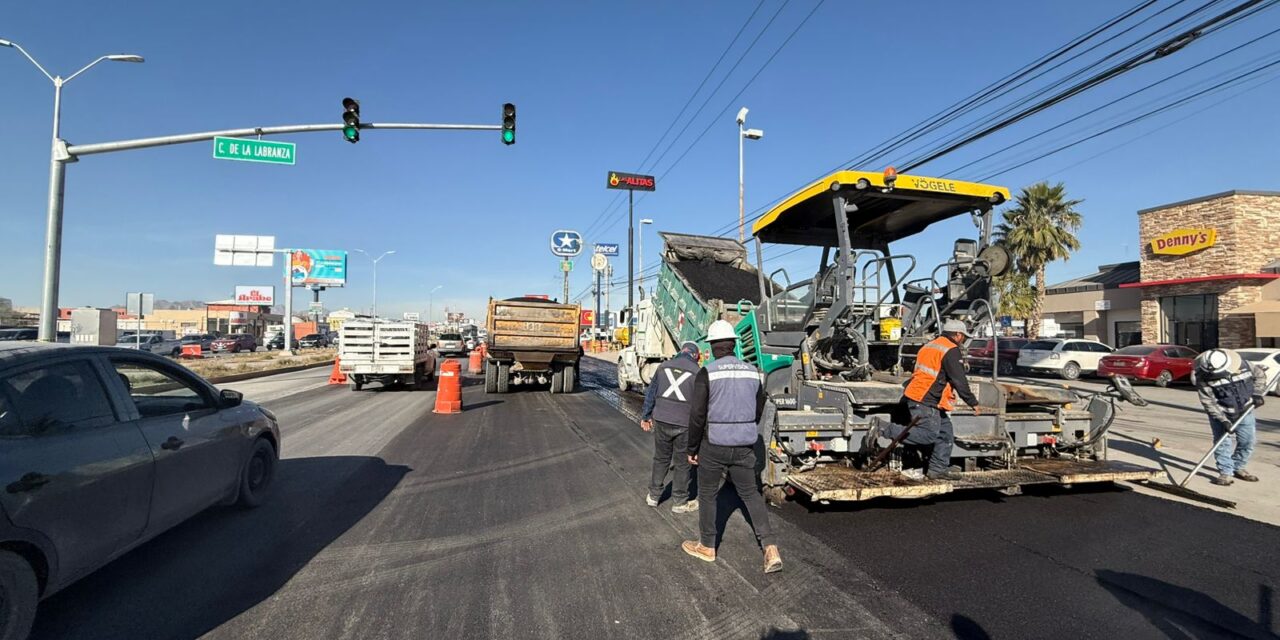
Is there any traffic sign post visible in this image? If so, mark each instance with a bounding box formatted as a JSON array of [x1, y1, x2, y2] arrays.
[[591, 253, 608, 336], [213, 137, 296, 165]]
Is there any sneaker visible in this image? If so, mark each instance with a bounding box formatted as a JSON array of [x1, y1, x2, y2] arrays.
[[1211, 474, 1234, 486], [645, 495, 659, 507], [901, 468, 926, 480], [763, 545, 783, 574], [1234, 470, 1259, 482], [681, 540, 716, 563], [671, 499, 699, 513]]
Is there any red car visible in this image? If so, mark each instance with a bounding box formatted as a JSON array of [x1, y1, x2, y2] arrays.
[[1097, 344, 1197, 387], [965, 337, 1028, 375]]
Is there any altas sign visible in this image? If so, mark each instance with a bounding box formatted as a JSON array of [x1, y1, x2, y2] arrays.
[[1151, 228, 1216, 256]]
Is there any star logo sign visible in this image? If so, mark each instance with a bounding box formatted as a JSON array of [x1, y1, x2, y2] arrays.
[[557, 234, 577, 249]]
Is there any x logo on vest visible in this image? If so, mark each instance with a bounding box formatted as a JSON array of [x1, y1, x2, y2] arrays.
[[661, 369, 693, 401]]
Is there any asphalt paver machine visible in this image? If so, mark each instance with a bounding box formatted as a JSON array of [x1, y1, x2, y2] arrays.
[[732, 169, 1159, 505]]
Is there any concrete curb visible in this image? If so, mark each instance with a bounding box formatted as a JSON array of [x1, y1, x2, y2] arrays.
[[204, 359, 335, 385]]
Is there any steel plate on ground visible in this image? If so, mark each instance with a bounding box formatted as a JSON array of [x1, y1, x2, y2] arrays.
[[1020, 458, 1163, 484], [786, 467, 951, 501], [945, 468, 1057, 490]]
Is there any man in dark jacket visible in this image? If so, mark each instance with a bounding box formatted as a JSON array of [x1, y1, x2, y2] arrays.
[[640, 341, 701, 513], [1192, 349, 1267, 486], [681, 321, 781, 574]]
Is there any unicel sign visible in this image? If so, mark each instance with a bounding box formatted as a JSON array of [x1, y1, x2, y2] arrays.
[[234, 286, 276, 306], [1151, 228, 1216, 256]]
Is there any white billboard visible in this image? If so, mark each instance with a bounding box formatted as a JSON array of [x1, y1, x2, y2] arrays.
[[403, 312, 421, 321], [234, 285, 276, 306], [215, 234, 275, 267]]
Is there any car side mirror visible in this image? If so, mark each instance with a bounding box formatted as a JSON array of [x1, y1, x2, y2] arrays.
[[219, 389, 243, 408]]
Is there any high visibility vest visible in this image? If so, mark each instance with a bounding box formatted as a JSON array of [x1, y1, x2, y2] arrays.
[[904, 336, 958, 411]]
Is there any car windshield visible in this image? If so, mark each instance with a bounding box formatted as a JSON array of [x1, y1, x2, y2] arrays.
[[1115, 346, 1156, 355], [1024, 340, 1060, 351], [1240, 351, 1269, 362], [181, 336, 204, 343]]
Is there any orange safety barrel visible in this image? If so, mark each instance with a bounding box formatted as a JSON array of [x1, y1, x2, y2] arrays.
[[468, 350, 483, 374], [181, 343, 202, 359], [434, 359, 463, 414]]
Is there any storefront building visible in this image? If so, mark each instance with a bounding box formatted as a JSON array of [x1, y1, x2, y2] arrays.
[[1041, 262, 1141, 345], [1120, 191, 1280, 351]]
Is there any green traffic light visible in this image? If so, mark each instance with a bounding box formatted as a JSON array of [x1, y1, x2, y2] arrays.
[[503, 130, 515, 144]]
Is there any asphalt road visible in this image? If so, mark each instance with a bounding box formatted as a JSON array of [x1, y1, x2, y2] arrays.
[[26, 359, 1280, 639]]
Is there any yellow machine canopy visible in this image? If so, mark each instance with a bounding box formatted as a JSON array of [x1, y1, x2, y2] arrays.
[[752, 170, 1011, 247]]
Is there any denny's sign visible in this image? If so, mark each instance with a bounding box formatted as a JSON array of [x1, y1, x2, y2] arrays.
[[1150, 228, 1216, 256]]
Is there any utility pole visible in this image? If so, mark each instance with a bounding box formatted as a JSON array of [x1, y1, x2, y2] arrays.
[[605, 262, 612, 333], [627, 190, 634, 344], [562, 258, 570, 304]]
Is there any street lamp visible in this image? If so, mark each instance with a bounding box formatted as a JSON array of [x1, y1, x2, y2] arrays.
[[736, 106, 763, 244], [354, 249, 396, 318], [428, 284, 443, 325], [0, 39, 144, 341], [639, 218, 654, 297]]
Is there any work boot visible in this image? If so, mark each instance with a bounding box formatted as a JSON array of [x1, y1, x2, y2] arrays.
[[861, 421, 881, 455], [1234, 470, 1259, 482], [927, 466, 964, 481], [671, 499, 699, 514], [1211, 474, 1234, 486], [763, 545, 783, 574], [646, 495, 659, 507], [681, 540, 716, 563]]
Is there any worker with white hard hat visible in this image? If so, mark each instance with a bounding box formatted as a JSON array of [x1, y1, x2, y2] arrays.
[[681, 319, 782, 574], [1192, 348, 1266, 486], [868, 318, 983, 480]]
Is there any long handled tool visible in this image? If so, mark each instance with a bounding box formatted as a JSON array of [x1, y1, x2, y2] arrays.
[[1141, 370, 1276, 509], [866, 417, 921, 472]]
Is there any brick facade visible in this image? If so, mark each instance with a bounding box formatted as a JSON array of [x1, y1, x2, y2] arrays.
[[1135, 192, 1280, 348]]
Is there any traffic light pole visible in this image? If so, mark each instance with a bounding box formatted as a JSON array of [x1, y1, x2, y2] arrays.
[[34, 120, 501, 341]]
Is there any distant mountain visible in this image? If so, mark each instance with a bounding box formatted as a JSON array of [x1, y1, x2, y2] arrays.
[[153, 299, 207, 310]]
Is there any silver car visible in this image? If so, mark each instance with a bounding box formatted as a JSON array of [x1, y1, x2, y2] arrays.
[[437, 333, 467, 357]]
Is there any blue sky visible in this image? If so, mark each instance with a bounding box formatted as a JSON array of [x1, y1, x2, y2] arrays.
[[3, 0, 1278, 321]]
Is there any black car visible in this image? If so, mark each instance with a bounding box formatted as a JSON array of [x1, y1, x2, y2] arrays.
[[298, 333, 329, 349], [265, 334, 299, 351], [0, 328, 37, 342], [0, 342, 280, 638]]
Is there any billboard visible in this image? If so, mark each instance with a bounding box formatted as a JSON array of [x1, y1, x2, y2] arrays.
[[403, 312, 421, 321], [234, 285, 275, 306], [606, 171, 656, 191], [580, 310, 595, 327], [594, 243, 619, 256], [290, 249, 347, 287]]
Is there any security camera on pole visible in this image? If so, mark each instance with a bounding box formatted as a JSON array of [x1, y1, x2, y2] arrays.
[[605, 171, 656, 345]]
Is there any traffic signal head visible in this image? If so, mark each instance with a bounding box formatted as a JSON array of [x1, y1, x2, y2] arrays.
[[342, 97, 360, 144], [502, 102, 516, 145]]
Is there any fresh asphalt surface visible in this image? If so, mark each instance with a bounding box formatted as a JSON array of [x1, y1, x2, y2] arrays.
[[27, 359, 1280, 639]]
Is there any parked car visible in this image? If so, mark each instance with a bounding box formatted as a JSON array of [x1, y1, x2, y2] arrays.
[[1236, 348, 1280, 396], [298, 333, 329, 349], [180, 334, 216, 352], [0, 328, 38, 342], [211, 333, 257, 353], [1017, 338, 1114, 380], [1097, 344, 1197, 387], [265, 333, 299, 351], [436, 332, 467, 357], [117, 333, 182, 357], [965, 337, 1029, 375], [0, 342, 279, 639]]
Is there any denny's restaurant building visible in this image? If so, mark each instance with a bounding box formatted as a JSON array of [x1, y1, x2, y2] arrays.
[[1121, 190, 1280, 351]]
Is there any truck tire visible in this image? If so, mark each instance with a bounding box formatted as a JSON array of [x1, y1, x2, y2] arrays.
[[617, 360, 629, 392], [562, 363, 577, 393], [0, 550, 38, 640], [484, 360, 498, 394], [496, 362, 510, 394], [550, 367, 564, 394]]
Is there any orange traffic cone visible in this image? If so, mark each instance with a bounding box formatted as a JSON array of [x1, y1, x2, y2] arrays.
[[328, 357, 348, 384], [434, 359, 463, 414]]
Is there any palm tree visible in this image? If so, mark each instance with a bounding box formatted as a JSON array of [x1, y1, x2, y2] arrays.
[[994, 182, 1083, 338]]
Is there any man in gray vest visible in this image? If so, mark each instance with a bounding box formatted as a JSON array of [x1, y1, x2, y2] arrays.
[[681, 320, 782, 574], [640, 341, 701, 513]]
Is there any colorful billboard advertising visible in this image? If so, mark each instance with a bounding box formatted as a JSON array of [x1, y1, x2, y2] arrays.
[[290, 249, 347, 287]]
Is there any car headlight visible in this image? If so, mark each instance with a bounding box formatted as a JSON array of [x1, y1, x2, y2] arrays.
[[1050, 353, 1060, 360], [260, 406, 278, 423]]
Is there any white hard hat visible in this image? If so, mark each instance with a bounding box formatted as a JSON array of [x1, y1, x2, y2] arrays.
[[706, 320, 738, 342], [941, 319, 970, 336], [1195, 348, 1236, 375]]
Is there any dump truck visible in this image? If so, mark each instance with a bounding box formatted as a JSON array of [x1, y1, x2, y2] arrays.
[[485, 297, 582, 394], [712, 169, 1161, 505], [339, 319, 435, 391], [616, 232, 769, 391]]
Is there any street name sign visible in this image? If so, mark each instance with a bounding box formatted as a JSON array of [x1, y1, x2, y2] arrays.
[[213, 137, 296, 165]]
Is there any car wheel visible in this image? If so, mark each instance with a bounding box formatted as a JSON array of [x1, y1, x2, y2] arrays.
[[237, 438, 277, 508], [1154, 370, 1174, 387], [0, 550, 38, 640], [997, 360, 1015, 376], [1061, 362, 1081, 381]]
